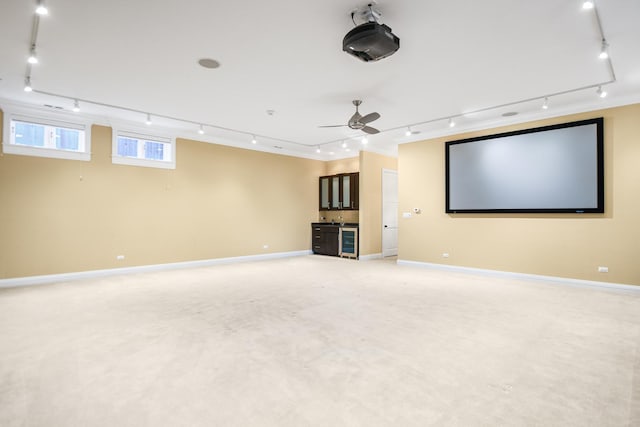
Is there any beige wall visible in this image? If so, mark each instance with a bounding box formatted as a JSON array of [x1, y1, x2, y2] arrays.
[[398, 103, 640, 285], [359, 151, 398, 256], [325, 157, 359, 175], [0, 116, 324, 279]]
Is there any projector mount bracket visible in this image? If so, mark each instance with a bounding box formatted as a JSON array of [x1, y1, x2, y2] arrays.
[[351, 2, 383, 26]]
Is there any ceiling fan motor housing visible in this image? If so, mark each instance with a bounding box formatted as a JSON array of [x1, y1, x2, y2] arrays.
[[343, 22, 400, 62]]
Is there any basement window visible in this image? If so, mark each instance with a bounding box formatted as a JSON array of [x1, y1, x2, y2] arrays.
[[112, 129, 175, 169], [2, 112, 91, 161]]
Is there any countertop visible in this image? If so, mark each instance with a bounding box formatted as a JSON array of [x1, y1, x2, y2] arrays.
[[311, 222, 359, 227]]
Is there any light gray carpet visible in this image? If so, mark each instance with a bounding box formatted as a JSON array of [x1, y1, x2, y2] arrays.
[[1, 256, 639, 426]]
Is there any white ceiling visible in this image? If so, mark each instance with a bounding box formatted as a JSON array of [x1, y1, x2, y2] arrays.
[[1, 0, 639, 160]]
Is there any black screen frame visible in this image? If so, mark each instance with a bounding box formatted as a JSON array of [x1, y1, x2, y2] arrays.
[[445, 117, 604, 214]]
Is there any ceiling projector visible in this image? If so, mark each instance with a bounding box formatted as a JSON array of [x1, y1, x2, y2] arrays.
[[342, 4, 399, 62]]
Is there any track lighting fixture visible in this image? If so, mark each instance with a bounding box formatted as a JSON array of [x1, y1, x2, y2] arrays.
[[599, 40, 609, 59], [198, 124, 204, 135], [72, 99, 80, 112], [405, 127, 412, 136], [361, 136, 368, 144], [145, 113, 152, 125], [341, 140, 348, 148], [542, 97, 549, 110], [448, 118, 456, 128], [315, 146, 321, 153], [28, 47, 38, 64], [582, 1, 594, 10], [24, 77, 33, 92], [35, 0, 48, 15], [597, 86, 607, 98], [251, 136, 257, 144]]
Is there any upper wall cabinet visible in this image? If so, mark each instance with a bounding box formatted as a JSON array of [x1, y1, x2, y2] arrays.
[[319, 172, 359, 210]]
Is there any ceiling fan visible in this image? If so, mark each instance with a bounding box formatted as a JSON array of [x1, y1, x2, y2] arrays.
[[319, 100, 381, 134]]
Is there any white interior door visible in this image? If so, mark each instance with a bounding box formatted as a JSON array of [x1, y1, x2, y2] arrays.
[[382, 169, 398, 257]]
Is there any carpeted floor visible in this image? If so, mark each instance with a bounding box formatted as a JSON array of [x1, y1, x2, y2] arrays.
[[0, 255, 639, 426]]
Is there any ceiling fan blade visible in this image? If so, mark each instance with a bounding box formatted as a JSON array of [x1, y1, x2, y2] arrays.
[[318, 125, 348, 128], [359, 112, 380, 124], [362, 126, 380, 134]]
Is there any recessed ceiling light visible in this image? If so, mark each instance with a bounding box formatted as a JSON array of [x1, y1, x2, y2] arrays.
[[502, 111, 518, 117], [198, 58, 220, 69]]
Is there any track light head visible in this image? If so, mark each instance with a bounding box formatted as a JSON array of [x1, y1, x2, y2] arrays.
[[542, 97, 549, 110], [28, 47, 38, 64], [198, 124, 204, 135], [405, 127, 412, 136], [582, 1, 594, 10], [35, 0, 48, 15], [361, 136, 368, 144], [449, 118, 456, 128], [597, 86, 607, 98], [315, 146, 321, 153], [599, 40, 609, 59], [251, 136, 257, 144], [145, 113, 152, 125], [72, 100, 80, 112], [24, 77, 33, 92]]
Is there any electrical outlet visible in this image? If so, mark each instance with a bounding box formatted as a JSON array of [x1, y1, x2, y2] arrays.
[[598, 266, 608, 273], [116, 255, 125, 260], [442, 253, 450, 258], [263, 244, 269, 249]]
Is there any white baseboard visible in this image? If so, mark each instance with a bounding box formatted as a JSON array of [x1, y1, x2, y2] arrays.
[[396, 259, 640, 293], [0, 250, 312, 289], [359, 253, 383, 261]]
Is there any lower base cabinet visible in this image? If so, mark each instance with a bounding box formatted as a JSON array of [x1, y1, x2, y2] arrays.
[[311, 225, 339, 256]]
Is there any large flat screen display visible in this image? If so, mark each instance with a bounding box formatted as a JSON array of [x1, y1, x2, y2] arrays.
[[445, 118, 604, 213]]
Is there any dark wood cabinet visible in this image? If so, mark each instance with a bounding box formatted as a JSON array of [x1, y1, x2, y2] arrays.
[[311, 224, 339, 256], [319, 172, 359, 211]]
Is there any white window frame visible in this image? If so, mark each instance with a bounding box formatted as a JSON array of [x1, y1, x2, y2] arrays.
[[112, 128, 176, 170], [2, 109, 92, 162]]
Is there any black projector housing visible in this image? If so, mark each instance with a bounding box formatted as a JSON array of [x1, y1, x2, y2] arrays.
[[342, 22, 400, 62]]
